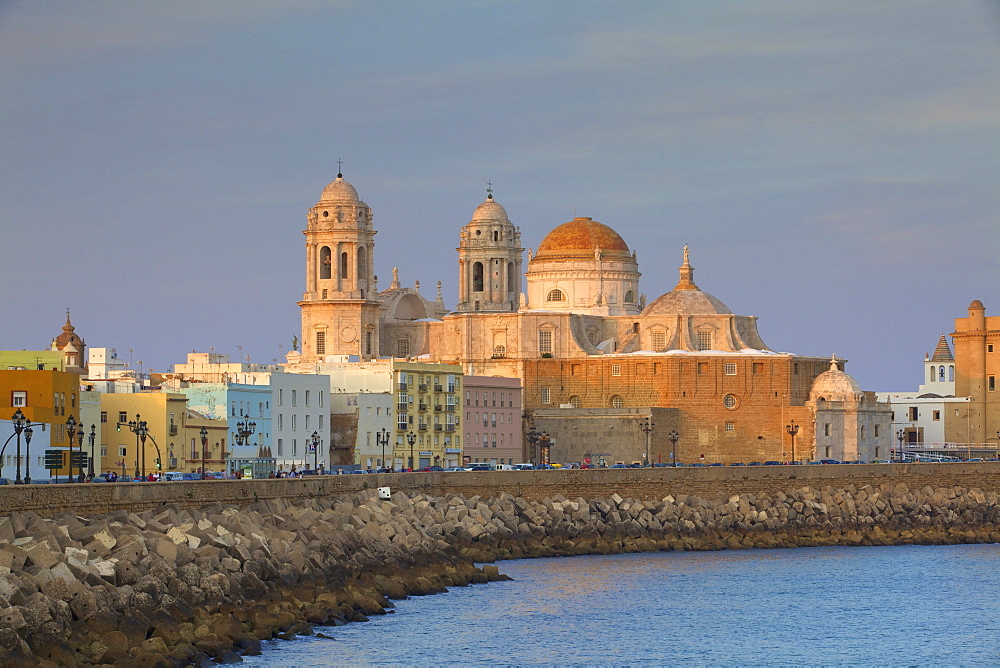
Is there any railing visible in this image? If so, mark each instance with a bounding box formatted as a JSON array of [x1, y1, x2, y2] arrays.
[[418, 403, 428, 412], [434, 405, 442, 412], [445, 425, 455, 433], [434, 425, 442, 432], [397, 382, 408, 391], [434, 384, 443, 392], [419, 384, 428, 393], [169, 424, 178, 436], [418, 424, 428, 431], [445, 405, 455, 413]]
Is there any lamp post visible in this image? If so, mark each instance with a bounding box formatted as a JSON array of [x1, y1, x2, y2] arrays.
[[376, 427, 389, 470], [200, 426, 208, 480], [10, 409, 34, 484], [310, 431, 320, 471], [525, 426, 540, 466], [407, 431, 416, 471], [76, 426, 85, 482], [538, 432, 551, 468], [234, 416, 256, 478], [668, 430, 680, 467], [639, 417, 654, 467], [66, 415, 78, 483], [123, 414, 149, 479], [88, 424, 96, 478], [897, 429, 905, 463], [786, 420, 799, 464]]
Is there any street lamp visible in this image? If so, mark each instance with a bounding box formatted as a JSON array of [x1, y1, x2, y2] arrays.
[[76, 426, 85, 482], [525, 426, 540, 466], [376, 427, 389, 470], [897, 429, 905, 463], [10, 409, 34, 484], [786, 420, 799, 464], [639, 417, 654, 466], [88, 424, 96, 478], [310, 431, 320, 471], [233, 416, 256, 477], [66, 415, 78, 483], [407, 431, 416, 471], [199, 426, 208, 480], [668, 430, 680, 467], [124, 414, 149, 479], [538, 432, 551, 468]]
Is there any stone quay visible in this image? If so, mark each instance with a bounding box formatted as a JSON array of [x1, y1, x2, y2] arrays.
[[1, 463, 999, 665]]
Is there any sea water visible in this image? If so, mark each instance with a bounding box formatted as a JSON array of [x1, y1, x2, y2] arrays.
[[247, 544, 1000, 666]]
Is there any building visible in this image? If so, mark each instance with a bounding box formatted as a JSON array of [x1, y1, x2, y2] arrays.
[[329, 391, 393, 470], [291, 172, 890, 464], [50, 311, 87, 374], [0, 368, 78, 480], [98, 392, 188, 479], [952, 300, 1000, 450], [462, 376, 522, 465]]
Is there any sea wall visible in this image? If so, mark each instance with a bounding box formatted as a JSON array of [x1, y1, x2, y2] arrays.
[[4, 462, 1000, 518]]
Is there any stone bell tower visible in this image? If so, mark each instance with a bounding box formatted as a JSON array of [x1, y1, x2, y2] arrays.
[[455, 186, 523, 313]]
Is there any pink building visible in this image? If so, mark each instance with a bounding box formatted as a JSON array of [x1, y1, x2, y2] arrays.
[[463, 376, 522, 465]]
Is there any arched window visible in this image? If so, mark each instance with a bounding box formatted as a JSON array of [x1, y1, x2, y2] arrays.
[[473, 262, 484, 291], [547, 289, 565, 302], [340, 252, 349, 280], [949, 365, 954, 382], [568, 395, 581, 408], [939, 365, 945, 381], [624, 290, 635, 304], [929, 367, 936, 383], [493, 345, 506, 359], [319, 246, 332, 279], [357, 246, 367, 280], [609, 395, 624, 408]]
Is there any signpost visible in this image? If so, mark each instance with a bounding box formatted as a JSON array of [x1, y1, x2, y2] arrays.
[[44, 449, 65, 483]]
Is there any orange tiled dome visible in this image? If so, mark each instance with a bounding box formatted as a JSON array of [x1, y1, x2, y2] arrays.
[[534, 217, 630, 261]]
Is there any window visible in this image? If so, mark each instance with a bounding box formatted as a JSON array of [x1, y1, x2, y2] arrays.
[[278, 414, 283, 430], [610, 395, 624, 408], [932, 410, 941, 421], [546, 289, 565, 302], [305, 390, 310, 406], [396, 338, 410, 358], [493, 345, 506, 358], [824, 423, 831, 436], [319, 391, 324, 407], [11, 391, 26, 407], [908, 407, 918, 421], [291, 390, 297, 406], [397, 414, 408, 429], [466, 391, 471, 406], [100, 411, 107, 423], [541, 387, 551, 404], [340, 252, 349, 279], [319, 246, 332, 279], [120, 446, 128, 458], [990, 344, 995, 353], [587, 329, 599, 346], [539, 330, 553, 354], [725, 422, 735, 432], [624, 290, 635, 304], [491, 414, 497, 428], [316, 331, 326, 355], [651, 330, 666, 351], [118, 411, 127, 424], [874, 425, 880, 437], [276, 439, 283, 456], [473, 262, 484, 291], [697, 331, 712, 351], [305, 415, 310, 430], [724, 363, 737, 375], [568, 395, 581, 408], [278, 389, 283, 406], [990, 376, 996, 392], [611, 364, 621, 377], [723, 394, 737, 409], [483, 414, 488, 427]]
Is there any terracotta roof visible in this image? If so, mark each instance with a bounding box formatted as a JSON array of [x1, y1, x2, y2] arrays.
[[534, 217, 630, 261]]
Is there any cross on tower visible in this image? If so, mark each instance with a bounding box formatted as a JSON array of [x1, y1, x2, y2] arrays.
[[486, 180, 493, 199], [337, 158, 343, 176]]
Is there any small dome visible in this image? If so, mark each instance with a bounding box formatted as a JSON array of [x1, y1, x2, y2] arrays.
[[642, 289, 732, 316], [319, 174, 361, 204], [969, 299, 985, 310], [471, 195, 509, 223], [535, 217, 630, 261], [811, 356, 861, 398]]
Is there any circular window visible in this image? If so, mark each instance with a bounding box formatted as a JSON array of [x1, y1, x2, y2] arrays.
[[723, 394, 738, 409], [610, 395, 624, 408], [476, 229, 482, 236], [323, 211, 329, 217]]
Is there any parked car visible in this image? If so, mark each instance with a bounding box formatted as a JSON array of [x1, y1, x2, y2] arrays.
[[763, 461, 782, 466], [465, 464, 493, 472], [444, 467, 466, 472], [161, 472, 185, 481], [819, 459, 842, 465], [511, 463, 535, 471], [729, 462, 745, 466]]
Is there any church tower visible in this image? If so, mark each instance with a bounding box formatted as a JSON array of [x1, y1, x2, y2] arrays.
[[455, 187, 523, 313], [298, 170, 382, 361]]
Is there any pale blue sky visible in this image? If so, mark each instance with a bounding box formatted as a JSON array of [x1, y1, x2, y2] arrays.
[[1, 1, 998, 389]]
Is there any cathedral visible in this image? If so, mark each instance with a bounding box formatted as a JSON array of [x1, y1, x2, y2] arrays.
[[292, 171, 891, 464]]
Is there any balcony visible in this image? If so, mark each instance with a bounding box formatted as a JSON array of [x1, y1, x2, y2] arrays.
[[418, 384, 428, 393], [169, 424, 178, 436], [445, 405, 455, 413], [434, 405, 443, 412], [434, 424, 443, 432], [418, 402, 428, 412], [418, 424, 428, 431], [445, 425, 455, 433], [434, 384, 443, 392], [398, 382, 408, 391], [397, 405, 408, 414]]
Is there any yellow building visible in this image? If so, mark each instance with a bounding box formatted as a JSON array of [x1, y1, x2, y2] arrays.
[[176, 411, 229, 475], [393, 361, 462, 470], [0, 369, 81, 480], [953, 299, 1000, 447], [98, 393, 188, 479]]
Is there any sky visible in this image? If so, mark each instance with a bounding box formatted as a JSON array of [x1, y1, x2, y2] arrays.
[[1, 1, 998, 391]]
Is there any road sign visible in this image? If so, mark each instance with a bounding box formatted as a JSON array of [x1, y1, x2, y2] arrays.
[[44, 450, 65, 470]]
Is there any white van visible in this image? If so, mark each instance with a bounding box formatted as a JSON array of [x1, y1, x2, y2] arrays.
[[494, 464, 514, 471]]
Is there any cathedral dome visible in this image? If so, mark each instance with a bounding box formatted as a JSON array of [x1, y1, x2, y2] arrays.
[[534, 217, 631, 261], [471, 195, 509, 223], [810, 357, 861, 398], [642, 289, 732, 316], [319, 174, 362, 204]]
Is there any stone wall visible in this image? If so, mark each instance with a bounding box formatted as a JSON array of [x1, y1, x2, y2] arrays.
[[3, 463, 1000, 518]]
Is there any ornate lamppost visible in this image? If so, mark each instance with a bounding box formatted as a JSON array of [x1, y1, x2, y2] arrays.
[[525, 426, 540, 466], [376, 427, 389, 470], [668, 430, 680, 467], [639, 417, 654, 466], [76, 425, 86, 482], [199, 426, 208, 480], [88, 424, 96, 478], [233, 416, 256, 477], [11, 409, 32, 484], [66, 415, 78, 483], [407, 431, 416, 471], [122, 414, 149, 479], [897, 429, 905, 463], [310, 431, 320, 471], [786, 420, 799, 464], [538, 432, 551, 468]]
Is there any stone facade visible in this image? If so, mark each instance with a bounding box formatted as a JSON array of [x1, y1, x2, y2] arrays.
[[952, 299, 1000, 447]]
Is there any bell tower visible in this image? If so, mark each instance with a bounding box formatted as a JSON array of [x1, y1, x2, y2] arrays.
[[455, 186, 523, 313], [298, 170, 382, 361]]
